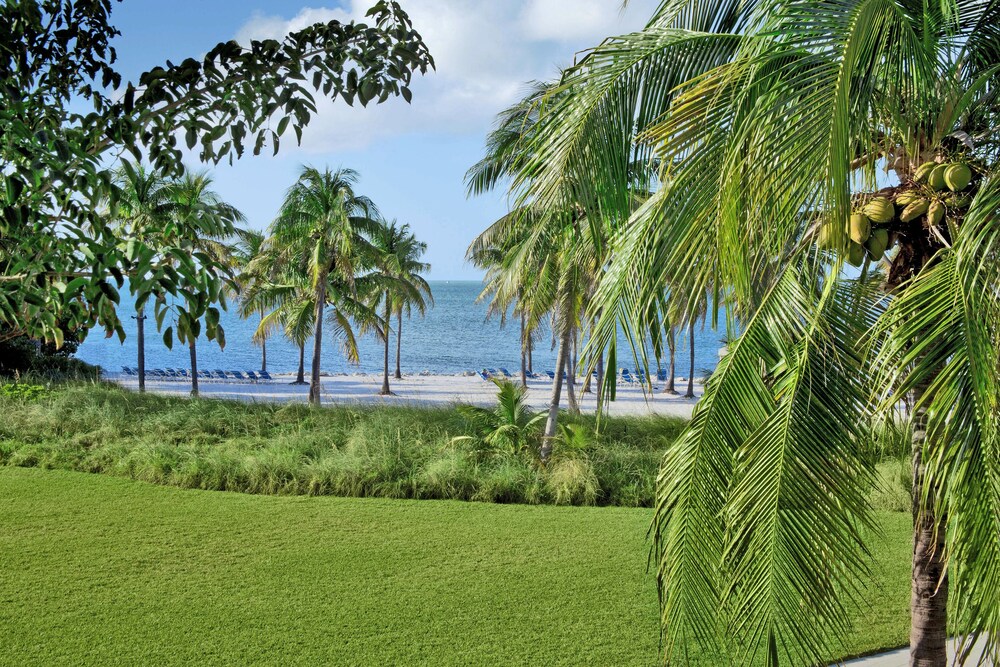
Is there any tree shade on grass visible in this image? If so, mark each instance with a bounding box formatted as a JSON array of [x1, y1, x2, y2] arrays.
[[0, 468, 912, 666]]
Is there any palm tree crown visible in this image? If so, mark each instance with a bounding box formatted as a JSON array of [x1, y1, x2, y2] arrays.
[[474, 0, 1000, 665]]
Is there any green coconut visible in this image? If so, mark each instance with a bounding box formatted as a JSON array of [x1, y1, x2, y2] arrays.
[[895, 191, 920, 207], [863, 197, 895, 223], [865, 229, 888, 259], [847, 242, 866, 267], [900, 199, 930, 222], [944, 163, 972, 192], [914, 161, 937, 183], [927, 200, 945, 226], [928, 164, 949, 190], [849, 213, 871, 244]]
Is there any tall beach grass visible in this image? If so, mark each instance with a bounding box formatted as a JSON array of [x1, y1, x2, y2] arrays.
[[0, 382, 685, 506]]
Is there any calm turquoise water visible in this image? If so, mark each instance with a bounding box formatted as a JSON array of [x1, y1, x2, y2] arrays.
[[76, 281, 726, 376]]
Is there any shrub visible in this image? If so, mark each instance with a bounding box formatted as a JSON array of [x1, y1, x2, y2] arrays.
[[0, 383, 48, 401], [454, 379, 545, 457]]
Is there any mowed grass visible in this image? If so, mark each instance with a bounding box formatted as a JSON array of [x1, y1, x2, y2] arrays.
[[1, 468, 913, 665]]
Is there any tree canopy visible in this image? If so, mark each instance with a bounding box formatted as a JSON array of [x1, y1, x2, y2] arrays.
[[0, 0, 433, 349]]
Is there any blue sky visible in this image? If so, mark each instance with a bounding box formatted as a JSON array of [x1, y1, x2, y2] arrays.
[[108, 1, 658, 279]]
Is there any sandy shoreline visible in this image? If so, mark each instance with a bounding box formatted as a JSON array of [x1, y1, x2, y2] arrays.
[[111, 372, 701, 419]]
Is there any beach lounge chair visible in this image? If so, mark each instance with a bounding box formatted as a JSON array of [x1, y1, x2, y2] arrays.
[[121, 366, 135, 377], [257, 370, 274, 382], [228, 370, 251, 383], [244, 370, 260, 382], [198, 370, 212, 380], [657, 368, 668, 382], [479, 370, 491, 381], [213, 370, 229, 380], [545, 371, 555, 380], [176, 369, 190, 378], [498, 367, 513, 378]]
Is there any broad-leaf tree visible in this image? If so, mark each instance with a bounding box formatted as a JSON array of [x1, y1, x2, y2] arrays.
[[0, 0, 432, 350]]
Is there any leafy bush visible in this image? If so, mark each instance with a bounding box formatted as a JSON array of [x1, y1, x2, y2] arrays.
[[0, 383, 48, 401], [0, 334, 100, 380]]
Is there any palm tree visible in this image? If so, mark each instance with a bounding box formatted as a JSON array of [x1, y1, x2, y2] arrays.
[[251, 271, 379, 384], [454, 378, 546, 456], [468, 204, 600, 458], [232, 229, 270, 372], [505, 1, 1000, 664], [109, 165, 175, 393], [270, 166, 379, 406], [467, 83, 614, 454], [368, 220, 432, 395], [169, 171, 245, 397]]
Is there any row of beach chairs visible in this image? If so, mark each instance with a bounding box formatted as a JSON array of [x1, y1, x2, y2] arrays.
[[121, 366, 274, 383], [478, 367, 669, 385]]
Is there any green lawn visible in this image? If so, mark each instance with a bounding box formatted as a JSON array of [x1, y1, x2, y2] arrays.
[[1, 468, 911, 665]]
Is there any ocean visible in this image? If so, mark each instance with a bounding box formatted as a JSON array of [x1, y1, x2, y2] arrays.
[[76, 281, 727, 377]]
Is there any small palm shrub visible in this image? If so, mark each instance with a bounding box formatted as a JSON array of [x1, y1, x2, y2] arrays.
[[453, 379, 545, 457]]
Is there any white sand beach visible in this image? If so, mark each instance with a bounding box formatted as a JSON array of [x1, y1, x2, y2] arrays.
[[112, 372, 701, 419]]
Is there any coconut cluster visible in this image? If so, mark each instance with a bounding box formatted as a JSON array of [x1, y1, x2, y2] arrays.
[[818, 159, 978, 267]]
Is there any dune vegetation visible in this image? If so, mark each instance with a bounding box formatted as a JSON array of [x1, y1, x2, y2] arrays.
[[0, 381, 688, 507], [0, 381, 916, 513]]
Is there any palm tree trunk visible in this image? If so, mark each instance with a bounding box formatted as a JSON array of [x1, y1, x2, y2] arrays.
[[527, 333, 533, 374], [308, 279, 327, 406], [519, 310, 528, 388], [380, 294, 392, 395], [136, 305, 146, 393], [684, 320, 695, 399], [664, 326, 677, 394], [189, 339, 199, 397], [394, 310, 402, 380], [541, 324, 572, 461], [910, 377, 948, 667], [259, 311, 267, 372], [566, 326, 579, 415], [571, 330, 578, 381], [567, 366, 578, 413], [295, 342, 306, 384]]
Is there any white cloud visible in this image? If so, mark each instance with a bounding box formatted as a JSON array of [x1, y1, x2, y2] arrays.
[[518, 0, 641, 42], [234, 0, 659, 153]]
